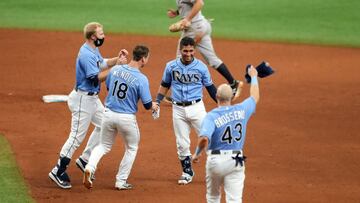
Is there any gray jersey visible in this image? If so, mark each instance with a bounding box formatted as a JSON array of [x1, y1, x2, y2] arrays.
[[177, 0, 205, 23]]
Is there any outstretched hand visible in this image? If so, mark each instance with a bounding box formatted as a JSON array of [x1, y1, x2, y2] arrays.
[[248, 65, 258, 77], [117, 49, 128, 65], [152, 102, 160, 120]]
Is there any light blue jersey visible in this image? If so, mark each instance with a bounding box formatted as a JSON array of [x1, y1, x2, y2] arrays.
[[75, 43, 105, 92], [200, 97, 256, 150], [161, 58, 213, 102], [105, 65, 152, 114]]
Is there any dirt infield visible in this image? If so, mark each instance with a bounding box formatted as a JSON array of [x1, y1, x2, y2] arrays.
[[1, 28, 359, 202]]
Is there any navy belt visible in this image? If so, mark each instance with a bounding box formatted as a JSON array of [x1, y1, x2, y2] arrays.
[[173, 99, 201, 107], [75, 88, 98, 96], [211, 150, 242, 155]]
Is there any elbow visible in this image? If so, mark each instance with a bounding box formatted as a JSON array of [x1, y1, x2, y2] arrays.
[[143, 102, 152, 110], [253, 94, 260, 103], [255, 96, 260, 103], [198, 0, 204, 6], [199, 136, 209, 147]]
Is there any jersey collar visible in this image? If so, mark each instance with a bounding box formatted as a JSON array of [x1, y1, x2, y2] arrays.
[[123, 65, 140, 72], [84, 42, 98, 53], [176, 57, 198, 69]]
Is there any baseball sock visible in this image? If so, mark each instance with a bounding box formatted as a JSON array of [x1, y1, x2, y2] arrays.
[[56, 156, 71, 178], [180, 156, 194, 176], [216, 63, 235, 84]]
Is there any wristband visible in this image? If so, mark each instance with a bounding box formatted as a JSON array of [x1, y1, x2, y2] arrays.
[[156, 93, 165, 104], [251, 76, 258, 85]]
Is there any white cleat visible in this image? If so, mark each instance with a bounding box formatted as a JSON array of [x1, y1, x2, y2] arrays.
[[83, 169, 93, 189], [178, 172, 194, 185], [115, 182, 133, 190]]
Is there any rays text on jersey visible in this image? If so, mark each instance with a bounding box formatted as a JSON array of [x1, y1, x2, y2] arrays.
[[172, 70, 201, 84]]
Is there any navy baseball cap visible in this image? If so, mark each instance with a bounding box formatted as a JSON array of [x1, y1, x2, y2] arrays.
[[245, 61, 275, 83]]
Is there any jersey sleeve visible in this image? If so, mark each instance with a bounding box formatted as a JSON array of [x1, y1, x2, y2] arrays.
[[242, 97, 257, 120], [139, 76, 152, 104], [98, 52, 107, 69], [200, 114, 216, 141], [81, 54, 100, 78], [201, 65, 213, 87], [161, 64, 172, 84], [105, 69, 112, 90]]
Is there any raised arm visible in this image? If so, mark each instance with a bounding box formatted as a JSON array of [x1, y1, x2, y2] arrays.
[[105, 49, 129, 67], [184, 0, 204, 22], [248, 65, 260, 103]]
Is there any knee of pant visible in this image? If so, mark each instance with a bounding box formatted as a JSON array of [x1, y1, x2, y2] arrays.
[[126, 145, 138, 154], [68, 135, 83, 149], [226, 196, 242, 203], [206, 194, 221, 203], [128, 145, 138, 152], [100, 144, 111, 154], [94, 126, 101, 133], [72, 139, 82, 149], [211, 60, 223, 69]]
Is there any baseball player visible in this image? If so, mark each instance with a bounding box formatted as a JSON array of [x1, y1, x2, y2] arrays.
[[155, 37, 217, 185], [167, 0, 240, 95], [192, 65, 260, 203], [48, 22, 128, 189], [83, 45, 159, 190]]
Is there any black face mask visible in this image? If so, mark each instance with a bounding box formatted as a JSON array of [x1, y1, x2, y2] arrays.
[[94, 37, 105, 47]]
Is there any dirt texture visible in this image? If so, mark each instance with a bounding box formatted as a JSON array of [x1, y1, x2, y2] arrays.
[[1, 28, 360, 203]]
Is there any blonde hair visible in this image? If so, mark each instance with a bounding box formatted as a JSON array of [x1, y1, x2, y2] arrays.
[[216, 84, 233, 102], [83, 22, 103, 39]]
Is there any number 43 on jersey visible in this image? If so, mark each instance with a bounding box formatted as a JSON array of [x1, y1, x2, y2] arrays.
[[221, 123, 243, 144]]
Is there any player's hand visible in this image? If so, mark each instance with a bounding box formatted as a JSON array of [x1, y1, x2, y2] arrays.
[[116, 49, 128, 65], [119, 49, 129, 57], [151, 102, 160, 120], [180, 18, 191, 29], [248, 65, 258, 77], [152, 102, 159, 111], [167, 9, 178, 18], [117, 55, 127, 65]]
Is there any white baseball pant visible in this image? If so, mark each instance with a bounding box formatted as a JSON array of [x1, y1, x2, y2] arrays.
[[206, 151, 246, 203], [59, 89, 103, 161], [172, 100, 207, 160], [86, 109, 140, 185]]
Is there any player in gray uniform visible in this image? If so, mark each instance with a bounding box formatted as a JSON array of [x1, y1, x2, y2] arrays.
[[167, 0, 240, 94], [83, 45, 159, 190], [48, 22, 128, 189], [192, 66, 260, 203], [155, 37, 217, 185]]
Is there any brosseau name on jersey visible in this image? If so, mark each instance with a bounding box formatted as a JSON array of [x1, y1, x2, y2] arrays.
[[214, 109, 245, 128]]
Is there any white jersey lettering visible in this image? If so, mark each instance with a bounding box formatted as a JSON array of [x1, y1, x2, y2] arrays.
[[214, 110, 245, 128]]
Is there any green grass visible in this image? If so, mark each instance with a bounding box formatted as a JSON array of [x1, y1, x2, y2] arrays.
[[0, 0, 359, 47], [0, 135, 34, 203]]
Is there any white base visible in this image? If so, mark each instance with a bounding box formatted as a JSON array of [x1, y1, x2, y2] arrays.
[[42, 95, 69, 103]]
